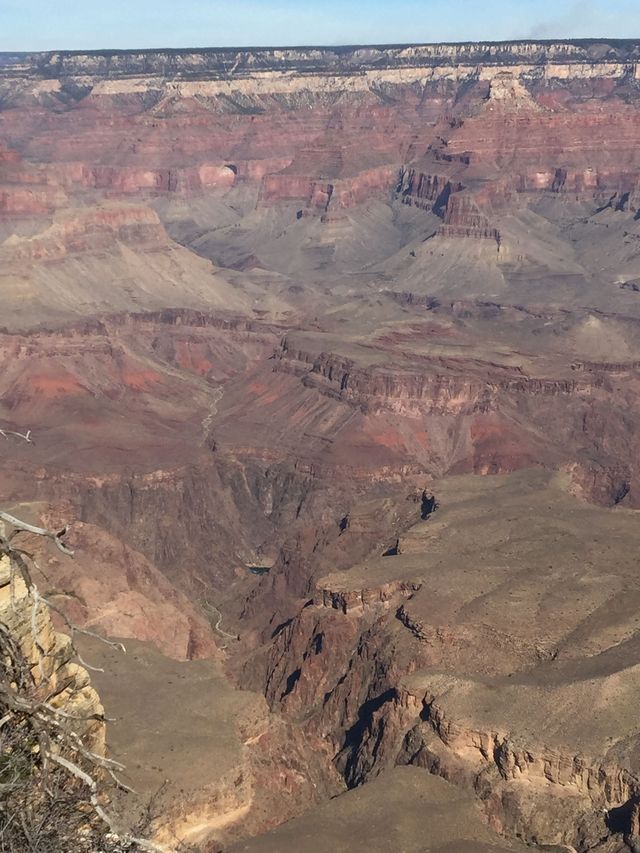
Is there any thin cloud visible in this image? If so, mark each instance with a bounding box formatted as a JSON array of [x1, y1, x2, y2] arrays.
[[526, 0, 640, 39]]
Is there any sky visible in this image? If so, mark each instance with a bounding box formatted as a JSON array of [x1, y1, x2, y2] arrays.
[[1, 0, 640, 52]]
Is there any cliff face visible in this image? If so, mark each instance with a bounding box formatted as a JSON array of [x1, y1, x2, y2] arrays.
[[241, 470, 640, 851], [3, 40, 640, 79], [275, 337, 592, 413], [4, 40, 640, 232]]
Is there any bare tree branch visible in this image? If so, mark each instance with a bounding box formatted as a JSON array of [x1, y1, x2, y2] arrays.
[[0, 507, 164, 852], [0, 428, 32, 443], [0, 511, 74, 556]]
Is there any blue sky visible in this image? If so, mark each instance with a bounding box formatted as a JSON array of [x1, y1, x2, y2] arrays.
[[1, 0, 639, 51]]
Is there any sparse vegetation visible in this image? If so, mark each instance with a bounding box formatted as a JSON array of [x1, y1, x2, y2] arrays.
[[0, 510, 158, 853]]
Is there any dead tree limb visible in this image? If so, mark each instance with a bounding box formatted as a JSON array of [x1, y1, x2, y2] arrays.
[[0, 428, 32, 443], [0, 510, 74, 556], [0, 509, 163, 852]]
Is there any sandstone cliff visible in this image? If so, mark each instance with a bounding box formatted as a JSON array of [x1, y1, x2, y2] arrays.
[[0, 555, 104, 749], [3, 40, 640, 80]]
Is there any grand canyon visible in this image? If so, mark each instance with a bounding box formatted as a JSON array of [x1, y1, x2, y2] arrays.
[[3, 38, 640, 852]]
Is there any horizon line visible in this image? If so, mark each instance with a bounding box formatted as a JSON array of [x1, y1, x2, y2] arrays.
[[2, 36, 640, 56]]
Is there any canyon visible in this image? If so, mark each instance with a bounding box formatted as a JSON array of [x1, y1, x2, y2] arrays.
[[2, 37, 640, 852]]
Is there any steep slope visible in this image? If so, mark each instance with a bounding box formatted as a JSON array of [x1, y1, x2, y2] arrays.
[[247, 469, 640, 850]]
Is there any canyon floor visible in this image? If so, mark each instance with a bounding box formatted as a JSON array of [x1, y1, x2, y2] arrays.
[[3, 38, 640, 852]]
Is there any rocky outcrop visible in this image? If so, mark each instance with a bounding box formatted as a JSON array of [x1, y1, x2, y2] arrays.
[[255, 582, 640, 849], [392, 676, 639, 848], [0, 558, 105, 749], [397, 167, 464, 214], [260, 164, 398, 212], [0, 142, 68, 215], [566, 459, 632, 507], [316, 579, 421, 614], [438, 193, 502, 243], [275, 338, 593, 414]]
